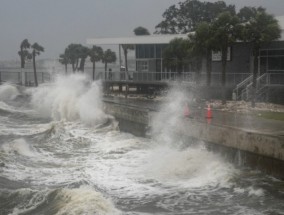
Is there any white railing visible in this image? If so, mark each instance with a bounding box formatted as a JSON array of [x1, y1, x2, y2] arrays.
[[0, 69, 52, 85], [96, 70, 251, 86], [232, 75, 253, 100]]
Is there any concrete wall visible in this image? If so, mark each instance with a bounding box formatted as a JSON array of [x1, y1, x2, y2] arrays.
[[104, 101, 149, 137], [103, 101, 284, 179]]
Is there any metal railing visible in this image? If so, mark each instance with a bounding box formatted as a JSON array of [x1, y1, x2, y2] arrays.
[[0, 68, 52, 85], [233, 75, 253, 100], [96, 70, 251, 86], [236, 73, 284, 101]]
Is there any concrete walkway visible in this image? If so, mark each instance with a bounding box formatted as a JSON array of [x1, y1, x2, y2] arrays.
[[103, 96, 284, 137]]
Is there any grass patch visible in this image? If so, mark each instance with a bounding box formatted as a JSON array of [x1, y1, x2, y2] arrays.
[[255, 111, 284, 121]]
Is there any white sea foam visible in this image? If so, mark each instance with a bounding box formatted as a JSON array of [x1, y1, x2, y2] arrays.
[[55, 186, 120, 215], [140, 144, 235, 188], [150, 88, 188, 145], [0, 83, 19, 101], [248, 186, 265, 197], [2, 138, 37, 157], [30, 74, 108, 125], [147, 87, 236, 187]]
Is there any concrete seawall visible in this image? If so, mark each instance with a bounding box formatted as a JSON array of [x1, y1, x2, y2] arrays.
[[103, 100, 284, 179]]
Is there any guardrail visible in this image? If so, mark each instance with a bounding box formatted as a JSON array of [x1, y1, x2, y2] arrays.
[[0, 69, 51, 85], [233, 73, 284, 101], [95, 71, 251, 86]]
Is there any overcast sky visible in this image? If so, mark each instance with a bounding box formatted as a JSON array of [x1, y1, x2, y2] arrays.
[[0, 0, 283, 61]]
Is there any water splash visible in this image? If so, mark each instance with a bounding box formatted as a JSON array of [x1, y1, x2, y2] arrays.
[[30, 74, 109, 126], [0, 83, 19, 101]]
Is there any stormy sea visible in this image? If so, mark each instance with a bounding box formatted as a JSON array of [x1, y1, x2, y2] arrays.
[[0, 74, 283, 215]]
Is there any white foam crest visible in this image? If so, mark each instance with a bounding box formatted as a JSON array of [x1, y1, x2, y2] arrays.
[[0, 101, 18, 112], [2, 138, 38, 157], [9, 188, 51, 215], [248, 186, 265, 197], [30, 74, 108, 125], [0, 83, 19, 101], [0, 122, 51, 136], [55, 186, 121, 215], [141, 144, 236, 187]]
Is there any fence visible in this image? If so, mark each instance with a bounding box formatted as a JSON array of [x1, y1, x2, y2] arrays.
[[95, 70, 251, 86], [0, 68, 52, 85]]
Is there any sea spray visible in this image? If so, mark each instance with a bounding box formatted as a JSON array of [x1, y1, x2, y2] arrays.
[[0, 83, 19, 101], [150, 87, 192, 146], [30, 74, 109, 125], [146, 87, 236, 187]]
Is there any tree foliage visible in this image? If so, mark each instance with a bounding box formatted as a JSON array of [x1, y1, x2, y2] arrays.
[[31, 43, 44, 87], [102, 49, 117, 79], [133, 26, 150, 35], [163, 38, 190, 76], [239, 8, 281, 107], [155, 0, 235, 34], [189, 22, 215, 85], [89, 45, 103, 80], [59, 52, 69, 74], [18, 39, 31, 68], [211, 12, 240, 104]]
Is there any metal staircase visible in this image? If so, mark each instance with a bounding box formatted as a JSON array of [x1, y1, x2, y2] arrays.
[[233, 73, 270, 101]]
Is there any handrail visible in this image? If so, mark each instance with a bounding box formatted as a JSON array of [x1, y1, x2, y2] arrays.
[[233, 74, 252, 100]]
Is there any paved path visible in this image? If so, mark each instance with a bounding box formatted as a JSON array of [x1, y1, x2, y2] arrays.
[[103, 96, 284, 136]]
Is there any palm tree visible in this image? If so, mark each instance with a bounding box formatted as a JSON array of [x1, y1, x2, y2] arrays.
[[211, 12, 240, 104], [77, 45, 90, 72], [18, 39, 31, 69], [102, 49, 117, 80], [163, 38, 190, 79], [240, 9, 281, 107], [189, 22, 215, 86], [65, 44, 81, 72], [89, 45, 103, 81], [59, 51, 69, 74], [31, 43, 44, 87], [121, 44, 134, 79]]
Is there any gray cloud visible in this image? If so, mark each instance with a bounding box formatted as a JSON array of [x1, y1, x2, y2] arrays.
[[0, 0, 283, 61]]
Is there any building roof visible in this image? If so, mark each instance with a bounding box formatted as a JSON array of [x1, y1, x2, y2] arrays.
[[87, 16, 284, 45], [86, 34, 189, 45]]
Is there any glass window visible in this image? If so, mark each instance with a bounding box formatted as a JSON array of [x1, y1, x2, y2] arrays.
[[136, 45, 155, 59], [268, 56, 284, 70], [267, 49, 284, 56], [137, 61, 148, 71]]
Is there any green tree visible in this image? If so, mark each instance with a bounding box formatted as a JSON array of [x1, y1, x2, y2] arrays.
[[65, 44, 81, 72], [133, 26, 150, 35], [77, 45, 90, 72], [89, 45, 103, 81], [163, 38, 190, 78], [211, 12, 240, 104], [240, 9, 281, 107], [31, 43, 44, 87], [18, 39, 31, 69], [189, 22, 215, 86], [237, 6, 265, 22], [155, 0, 235, 34], [121, 44, 134, 79], [102, 49, 117, 80], [59, 51, 69, 74]]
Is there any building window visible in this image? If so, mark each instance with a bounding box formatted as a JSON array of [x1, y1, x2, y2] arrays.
[[212, 47, 231, 61], [137, 61, 148, 71], [136, 45, 155, 59]]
